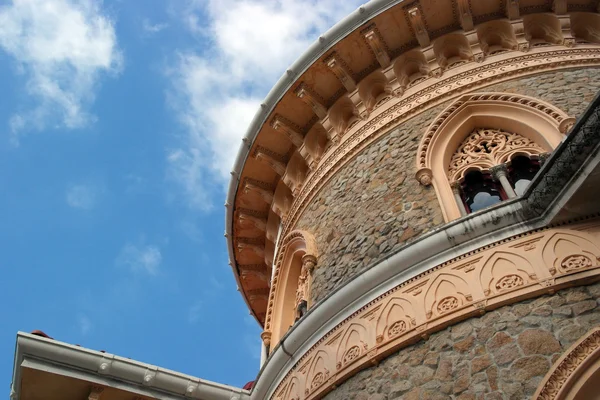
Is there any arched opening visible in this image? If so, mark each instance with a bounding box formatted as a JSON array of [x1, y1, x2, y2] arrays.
[[264, 230, 318, 348], [508, 155, 541, 196], [534, 327, 600, 400], [461, 170, 505, 213], [416, 93, 571, 221]]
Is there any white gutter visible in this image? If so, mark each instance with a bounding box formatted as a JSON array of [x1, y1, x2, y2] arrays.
[[11, 332, 250, 400], [224, 0, 410, 325], [250, 198, 545, 399]]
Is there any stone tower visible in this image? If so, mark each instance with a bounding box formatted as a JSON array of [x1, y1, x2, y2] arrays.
[[226, 1, 600, 399]]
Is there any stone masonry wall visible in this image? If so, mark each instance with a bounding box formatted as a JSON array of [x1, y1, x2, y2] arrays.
[[297, 67, 600, 304], [323, 282, 600, 400]]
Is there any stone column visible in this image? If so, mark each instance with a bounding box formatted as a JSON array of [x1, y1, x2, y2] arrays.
[[490, 164, 517, 198], [260, 342, 268, 367], [260, 331, 271, 365], [451, 181, 468, 217], [295, 255, 317, 320]]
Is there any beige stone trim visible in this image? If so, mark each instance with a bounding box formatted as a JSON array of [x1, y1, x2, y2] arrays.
[[534, 327, 600, 400], [266, 230, 318, 346], [416, 94, 569, 220], [277, 46, 600, 256], [271, 220, 600, 400]]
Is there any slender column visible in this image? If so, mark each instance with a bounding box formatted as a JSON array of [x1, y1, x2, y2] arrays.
[[260, 342, 268, 367], [490, 164, 517, 198], [451, 182, 468, 217]]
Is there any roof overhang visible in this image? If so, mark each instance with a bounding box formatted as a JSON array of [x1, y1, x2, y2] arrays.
[[11, 332, 250, 400]]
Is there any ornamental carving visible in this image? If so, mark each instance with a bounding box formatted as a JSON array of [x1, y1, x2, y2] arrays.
[[534, 328, 600, 400], [342, 346, 361, 365], [448, 128, 545, 180], [560, 255, 593, 272], [495, 274, 524, 291], [437, 296, 459, 314], [270, 223, 600, 400], [387, 320, 407, 338]]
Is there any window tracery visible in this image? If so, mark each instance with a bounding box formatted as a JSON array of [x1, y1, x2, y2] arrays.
[[449, 128, 545, 215]]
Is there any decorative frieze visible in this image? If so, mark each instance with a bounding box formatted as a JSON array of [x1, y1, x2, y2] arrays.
[[272, 222, 600, 400]]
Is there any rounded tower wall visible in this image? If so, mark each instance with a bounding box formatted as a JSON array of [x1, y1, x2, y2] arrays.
[[296, 67, 600, 304]]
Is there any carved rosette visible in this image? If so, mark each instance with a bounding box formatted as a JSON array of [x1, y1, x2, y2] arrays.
[[387, 320, 407, 338], [437, 296, 460, 314], [561, 255, 593, 272], [495, 274, 525, 291], [342, 346, 361, 366]]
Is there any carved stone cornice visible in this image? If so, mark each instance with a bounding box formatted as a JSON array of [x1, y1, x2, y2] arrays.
[[88, 386, 104, 400], [239, 264, 270, 282], [361, 24, 391, 68], [254, 146, 287, 176], [281, 48, 600, 249], [506, 0, 520, 19], [243, 178, 275, 204], [552, 0, 567, 14], [247, 287, 270, 302], [324, 52, 357, 93], [237, 210, 267, 232], [407, 7, 430, 48], [271, 115, 305, 148], [295, 83, 328, 119], [237, 237, 266, 258], [457, 0, 474, 31]]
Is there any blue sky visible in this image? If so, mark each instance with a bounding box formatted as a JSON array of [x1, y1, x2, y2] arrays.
[[0, 0, 363, 390]]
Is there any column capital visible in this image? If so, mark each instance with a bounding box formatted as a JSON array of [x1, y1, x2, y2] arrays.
[[260, 331, 272, 347], [489, 164, 509, 181], [450, 181, 462, 193], [301, 254, 317, 273]]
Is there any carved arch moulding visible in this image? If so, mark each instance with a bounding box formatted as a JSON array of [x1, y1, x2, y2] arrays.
[[534, 326, 600, 400], [415, 92, 574, 221], [271, 219, 600, 400], [264, 230, 318, 347]]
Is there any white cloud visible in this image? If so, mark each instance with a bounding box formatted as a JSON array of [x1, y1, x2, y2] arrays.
[[142, 18, 168, 34], [66, 183, 100, 210], [116, 243, 162, 276], [0, 0, 121, 143], [168, 0, 363, 209], [78, 314, 92, 335]]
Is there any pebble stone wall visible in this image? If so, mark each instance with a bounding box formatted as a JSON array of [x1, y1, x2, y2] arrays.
[[322, 282, 600, 400], [297, 67, 600, 305]]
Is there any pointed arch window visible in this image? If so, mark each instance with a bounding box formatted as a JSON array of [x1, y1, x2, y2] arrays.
[[450, 128, 546, 215]]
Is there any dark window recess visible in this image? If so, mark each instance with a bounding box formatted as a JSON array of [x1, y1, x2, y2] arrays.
[[461, 170, 506, 213], [509, 155, 541, 196]]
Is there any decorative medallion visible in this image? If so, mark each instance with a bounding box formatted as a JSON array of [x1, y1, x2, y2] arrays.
[[342, 346, 361, 365], [437, 296, 460, 314], [495, 274, 525, 291], [561, 255, 593, 272], [387, 320, 407, 338]]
